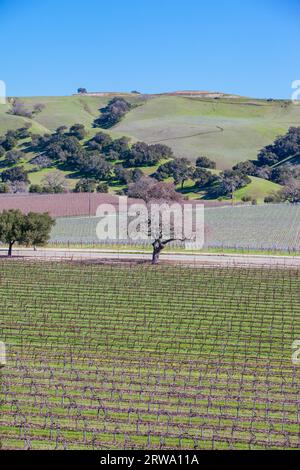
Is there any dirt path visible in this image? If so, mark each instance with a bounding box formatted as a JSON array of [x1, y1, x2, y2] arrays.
[[149, 126, 224, 144], [2, 248, 300, 268]]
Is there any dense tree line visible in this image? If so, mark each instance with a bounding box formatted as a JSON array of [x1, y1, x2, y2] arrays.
[[152, 157, 248, 197], [0, 117, 252, 199], [94, 97, 132, 129], [123, 142, 173, 167], [31, 123, 247, 198], [258, 127, 300, 166], [0, 125, 31, 153], [29, 126, 173, 176], [231, 127, 300, 185], [10, 119, 300, 201], [228, 126, 300, 203], [0, 122, 180, 194]]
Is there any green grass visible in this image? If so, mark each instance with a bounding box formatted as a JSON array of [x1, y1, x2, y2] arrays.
[[44, 244, 300, 256], [0, 95, 144, 135], [234, 176, 282, 203], [1, 261, 300, 450], [26, 166, 80, 188], [2, 241, 300, 257], [174, 176, 282, 202]]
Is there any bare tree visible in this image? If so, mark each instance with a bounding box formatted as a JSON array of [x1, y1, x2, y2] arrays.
[[127, 177, 187, 264], [278, 178, 300, 203], [7, 181, 28, 194], [42, 171, 70, 193], [150, 230, 186, 265]]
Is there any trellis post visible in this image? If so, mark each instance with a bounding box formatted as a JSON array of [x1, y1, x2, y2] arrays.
[[0, 341, 6, 368]]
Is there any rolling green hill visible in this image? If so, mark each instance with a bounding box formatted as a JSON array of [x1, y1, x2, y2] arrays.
[[1, 94, 300, 168], [175, 175, 281, 203], [115, 96, 300, 168], [0, 95, 142, 137], [234, 176, 281, 203], [1, 93, 297, 200]]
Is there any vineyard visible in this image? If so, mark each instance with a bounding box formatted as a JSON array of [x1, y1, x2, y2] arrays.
[[1, 260, 300, 450], [50, 204, 300, 252], [205, 204, 300, 251], [0, 194, 232, 218], [0, 193, 123, 218]]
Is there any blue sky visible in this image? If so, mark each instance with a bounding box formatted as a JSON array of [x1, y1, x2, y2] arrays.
[[0, 0, 299, 98]]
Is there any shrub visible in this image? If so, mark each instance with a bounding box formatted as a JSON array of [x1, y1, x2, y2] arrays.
[[96, 182, 109, 193], [0, 183, 9, 193], [1, 166, 29, 183], [30, 155, 53, 169], [29, 184, 44, 193], [124, 142, 173, 167], [264, 195, 277, 204], [196, 156, 216, 169], [241, 196, 252, 203], [5, 150, 24, 166], [74, 179, 96, 193]]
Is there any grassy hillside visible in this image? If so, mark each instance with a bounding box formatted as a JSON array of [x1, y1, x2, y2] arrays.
[[1, 95, 300, 169], [0, 95, 143, 137], [115, 96, 300, 168], [234, 176, 281, 203], [0, 93, 296, 199]]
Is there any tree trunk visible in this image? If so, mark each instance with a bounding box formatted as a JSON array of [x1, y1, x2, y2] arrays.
[[8, 241, 14, 257], [152, 239, 164, 265], [152, 237, 179, 265], [231, 184, 235, 206], [152, 247, 162, 265]]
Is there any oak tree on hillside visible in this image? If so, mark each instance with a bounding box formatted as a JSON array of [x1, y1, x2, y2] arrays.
[[219, 170, 251, 200], [5, 150, 24, 166], [278, 178, 300, 203], [154, 158, 193, 189], [69, 124, 87, 140], [196, 156, 216, 169], [41, 171, 70, 193], [123, 142, 173, 168], [1, 166, 29, 183], [258, 127, 300, 167], [74, 178, 97, 193], [94, 98, 132, 129]]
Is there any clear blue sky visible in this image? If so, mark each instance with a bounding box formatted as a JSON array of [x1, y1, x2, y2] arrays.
[[0, 0, 299, 98]]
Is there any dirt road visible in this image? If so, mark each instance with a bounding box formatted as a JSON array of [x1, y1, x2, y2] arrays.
[[1, 248, 300, 268]]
